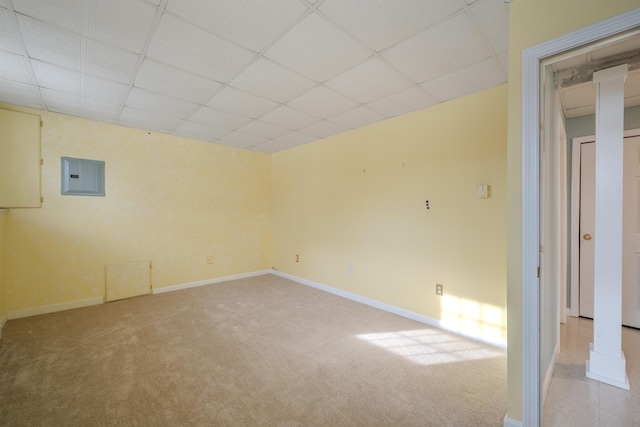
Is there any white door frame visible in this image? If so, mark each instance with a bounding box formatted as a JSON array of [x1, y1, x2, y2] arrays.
[[521, 8, 640, 426], [570, 128, 640, 319]]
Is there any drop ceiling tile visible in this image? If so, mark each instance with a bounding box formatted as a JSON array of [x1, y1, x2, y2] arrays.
[[216, 1, 307, 52], [176, 120, 231, 142], [561, 83, 595, 110], [237, 120, 291, 139], [388, 0, 462, 34], [18, 15, 80, 70], [0, 79, 43, 108], [145, 0, 161, 5], [206, 86, 278, 118], [325, 58, 413, 104], [219, 131, 269, 148], [31, 60, 80, 94], [382, 13, 490, 83], [299, 120, 348, 138], [421, 57, 505, 102], [136, 59, 222, 104], [259, 105, 319, 130], [367, 86, 438, 117], [85, 75, 129, 105], [189, 106, 252, 129], [265, 13, 371, 82], [147, 14, 255, 83], [319, 0, 414, 52], [251, 140, 294, 153], [274, 131, 317, 146], [289, 85, 360, 119], [229, 58, 316, 103], [0, 50, 31, 83], [40, 87, 81, 115], [328, 105, 387, 129], [126, 87, 201, 119], [120, 107, 185, 132], [468, 0, 509, 55], [88, 0, 156, 53], [86, 40, 139, 84], [0, 0, 9, 8], [0, 9, 23, 54], [12, 0, 82, 33], [83, 99, 121, 122], [166, 0, 239, 35]]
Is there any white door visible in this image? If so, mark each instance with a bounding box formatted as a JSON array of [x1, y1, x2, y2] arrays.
[[579, 136, 640, 328]]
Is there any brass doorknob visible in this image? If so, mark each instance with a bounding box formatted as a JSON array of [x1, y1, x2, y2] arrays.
[[583, 234, 592, 241]]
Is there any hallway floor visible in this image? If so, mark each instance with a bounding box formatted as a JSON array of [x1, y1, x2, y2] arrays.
[[543, 316, 640, 426]]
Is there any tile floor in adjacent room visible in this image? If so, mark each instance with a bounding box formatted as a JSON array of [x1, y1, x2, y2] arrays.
[[543, 316, 640, 426]]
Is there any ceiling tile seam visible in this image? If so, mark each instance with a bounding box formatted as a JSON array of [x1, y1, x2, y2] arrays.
[[5, 3, 45, 108], [463, 2, 508, 80], [165, 7, 318, 126], [115, 0, 168, 123]]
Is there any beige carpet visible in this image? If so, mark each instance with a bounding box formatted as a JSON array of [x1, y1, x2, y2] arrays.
[[0, 274, 506, 426]]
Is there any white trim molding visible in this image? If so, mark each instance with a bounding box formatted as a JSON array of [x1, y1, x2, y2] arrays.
[[503, 416, 523, 427], [0, 313, 8, 339], [521, 8, 640, 427], [8, 297, 104, 320], [273, 270, 507, 349], [152, 270, 272, 294]]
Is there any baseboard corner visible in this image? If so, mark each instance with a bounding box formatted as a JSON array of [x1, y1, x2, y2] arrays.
[[153, 269, 273, 294], [503, 415, 523, 427]]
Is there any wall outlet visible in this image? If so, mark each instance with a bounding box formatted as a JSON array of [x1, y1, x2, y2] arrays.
[[207, 256, 213, 264], [295, 254, 299, 263], [436, 284, 443, 296]]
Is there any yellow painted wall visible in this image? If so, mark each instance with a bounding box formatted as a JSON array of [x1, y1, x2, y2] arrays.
[[506, 1, 640, 422], [272, 84, 507, 342], [3, 105, 270, 312], [0, 210, 6, 324]]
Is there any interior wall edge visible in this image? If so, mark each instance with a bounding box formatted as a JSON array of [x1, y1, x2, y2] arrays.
[[273, 270, 508, 349]]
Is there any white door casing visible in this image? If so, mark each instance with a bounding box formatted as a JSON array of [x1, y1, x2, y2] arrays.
[[579, 142, 596, 319]]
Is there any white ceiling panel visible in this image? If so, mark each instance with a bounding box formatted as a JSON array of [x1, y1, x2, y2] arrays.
[[215, 0, 307, 53], [206, 86, 278, 118], [189, 106, 252, 129], [0, 50, 31, 83], [126, 87, 201, 119], [136, 59, 222, 104], [367, 86, 438, 117], [120, 106, 185, 132], [237, 120, 291, 139], [265, 13, 371, 82], [0, 0, 513, 152], [18, 15, 80, 70], [299, 119, 348, 139], [86, 40, 140, 84], [0, 79, 43, 108], [0, 9, 23, 54], [326, 58, 413, 104], [382, 13, 491, 83], [12, 0, 82, 33], [176, 120, 231, 142], [319, 0, 415, 53], [88, 0, 156, 54], [31, 60, 80, 94], [219, 131, 268, 148], [288, 84, 359, 119], [468, 0, 509, 55], [229, 58, 316, 103], [85, 76, 129, 105], [328, 105, 387, 129], [274, 131, 316, 146], [421, 57, 505, 102], [259, 105, 320, 130]]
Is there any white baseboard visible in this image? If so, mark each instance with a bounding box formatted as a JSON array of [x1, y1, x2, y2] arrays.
[[153, 270, 273, 294], [0, 313, 8, 339], [542, 342, 559, 404], [272, 270, 507, 349], [8, 297, 104, 320], [503, 416, 522, 427]]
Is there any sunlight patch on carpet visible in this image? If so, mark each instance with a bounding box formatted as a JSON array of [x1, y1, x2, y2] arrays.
[[356, 329, 504, 366]]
